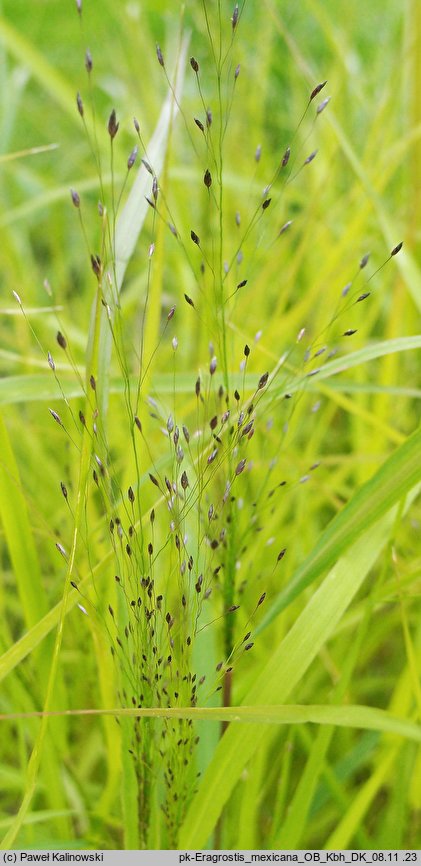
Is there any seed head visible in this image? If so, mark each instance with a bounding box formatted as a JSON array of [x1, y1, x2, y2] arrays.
[[76, 92, 84, 118], [91, 254, 101, 278], [391, 241, 403, 256], [343, 329, 358, 336], [360, 253, 370, 269], [128, 486, 135, 503], [127, 145, 138, 170], [56, 331, 67, 350], [206, 108, 212, 127], [258, 371, 269, 389], [134, 415, 142, 432], [47, 352, 55, 371], [75, 0, 82, 13], [190, 56, 199, 73], [304, 150, 318, 166], [279, 220, 292, 236], [49, 408, 62, 426], [204, 168, 212, 188], [60, 481, 68, 499], [181, 471, 189, 490], [316, 96, 330, 115], [108, 109, 119, 140], [277, 548, 286, 562], [282, 146, 291, 168], [234, 64, 240, 79], [85, 49, 93, 73], [235, 459, 246, 476], [310, 80, 327, 102], [70, 188, 80, 208], [184, 293, 195, 308], [156, 44, 165, 67], [210, 356, 217, 375], [232, 3, 239, 29], [191, 230, 200, 246], [194, 117, 205, 133]]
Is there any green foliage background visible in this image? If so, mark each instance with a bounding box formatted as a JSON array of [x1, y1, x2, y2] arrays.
[[0, 0, 420, 851]]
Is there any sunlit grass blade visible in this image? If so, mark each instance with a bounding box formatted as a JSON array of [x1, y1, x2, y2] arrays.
[[257, 424, 421, 633], [178, 488, 418, 847]]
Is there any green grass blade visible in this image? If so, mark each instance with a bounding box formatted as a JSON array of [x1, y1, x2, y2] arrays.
[[178, 491, 417, 847], [257, 424, 421, 634], [0, 15, 78, 124]]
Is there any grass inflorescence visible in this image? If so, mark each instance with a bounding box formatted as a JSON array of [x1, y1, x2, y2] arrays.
[[0, 0, 420, 852]]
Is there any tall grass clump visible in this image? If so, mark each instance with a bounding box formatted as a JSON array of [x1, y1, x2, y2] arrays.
[[0, 0, 420, 852]]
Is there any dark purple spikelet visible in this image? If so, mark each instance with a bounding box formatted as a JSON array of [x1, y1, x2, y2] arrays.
[[343, 329, 358, 336], [76, 92, 84, 118], [60, 481, 68, 499], [237, 279, 247, 289], [235, 459, 246, 476], [357, 292, 370, 303], [191, 230, 200, 246], [90, 374, 96, 391], [108, 109, 119, 140], [258, 371, 269, 389], [277, 548, 286, 562], [310, 80, 327, 102], [70, 188, 80, 208], [304, 150, 318, 166], [85, 49, 93, 73], [232, 3, 239, 29], [127, 145, 138, 170], [184, 293, 195, 308], [234, 64, 240, 79], [91, 254, 101, 278], [360, 253, 370, 270], [190, 56, 199, 73], [204, 169, 212, 188], [156, 44, 165, 67], [262, 198, 271, 211], [391, 241, 403, 256], [149, 473, 160, 488], [282, 146, 290, 167], [206, 108, 212, 127], [56, 331, 67, 350], [49, 408, 62, 426], [134, 415, 142, 432], [194, 117, 205, 133]]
